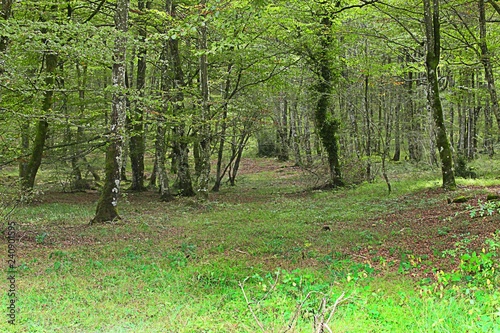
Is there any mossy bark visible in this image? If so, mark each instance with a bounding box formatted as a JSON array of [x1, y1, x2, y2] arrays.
[[423, 0, 456, 190], [21, 50, 57, 191], [314, 17, 343, 187], [92, 0, 129, 223]]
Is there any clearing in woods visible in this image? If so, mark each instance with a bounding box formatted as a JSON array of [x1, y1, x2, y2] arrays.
[[2, 157, 500, 332]]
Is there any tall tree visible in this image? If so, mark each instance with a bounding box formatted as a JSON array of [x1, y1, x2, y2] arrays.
[[479, 0, 500, 138], [197, 0, 211, 199], [21, 7, 58, 191], [314, 13, 343, 187], [128, 0, 150, 192], [92, 0, 130, 223], [423, 0, 456, 189]]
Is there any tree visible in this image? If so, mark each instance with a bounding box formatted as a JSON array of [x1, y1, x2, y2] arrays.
[[423, 0, 456, 190], [21, 7, 58, 191], [92, 0, 130, 223], [128, 0, 151, 192]]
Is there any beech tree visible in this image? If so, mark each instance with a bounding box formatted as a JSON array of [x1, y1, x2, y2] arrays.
[[423, 0, 456, 189], [92, 0, 130, 223]]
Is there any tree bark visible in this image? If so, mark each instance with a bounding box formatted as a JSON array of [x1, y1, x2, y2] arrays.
[[168, 1, 195, 197], [314, 16, 343, 187], [479, 0, 500, 139], [21, 48, 57, 190], [197, 0, 211, 200], [423, 0, 456, 190], [92, 0, 130, 223], [128, 0, 150, 192]]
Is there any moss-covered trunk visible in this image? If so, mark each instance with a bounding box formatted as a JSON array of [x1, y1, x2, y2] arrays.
[[92, 0, 130, 223], [314, 17, 343, 187], [423, 0, 456, 190], [21, 50, 57, 191]]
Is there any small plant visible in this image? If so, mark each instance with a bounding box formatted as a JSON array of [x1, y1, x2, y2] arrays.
[[35, 232, 49, 244], [467, 199, 500, 218], [437, 233, 499, 289]]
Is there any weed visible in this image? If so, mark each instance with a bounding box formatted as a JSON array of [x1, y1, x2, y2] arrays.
[[467, 199, 500, 218]]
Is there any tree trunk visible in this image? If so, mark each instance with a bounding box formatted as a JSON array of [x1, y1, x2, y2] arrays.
[[128, 0, 150, 192], [423, 0, 456, 190], [290, 98, 302, 166], [392, 103, 401, 161], [197, 0, 211, 200], [22, 47, 57, 190], [168, 2, 195, 197], [314, 16, 343, 187], [276, 93, 289, 161], [303, 109, 314, 166], [92, 0, 130, 223], [479, 0, 500, 139]]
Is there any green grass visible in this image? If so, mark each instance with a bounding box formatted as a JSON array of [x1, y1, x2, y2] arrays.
[[1, 158, 500, 332]]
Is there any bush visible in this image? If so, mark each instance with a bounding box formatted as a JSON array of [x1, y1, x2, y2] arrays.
[[454, 154, 477, 179]]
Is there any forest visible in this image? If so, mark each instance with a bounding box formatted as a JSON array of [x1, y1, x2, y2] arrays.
[[1, 0, 500, 332]]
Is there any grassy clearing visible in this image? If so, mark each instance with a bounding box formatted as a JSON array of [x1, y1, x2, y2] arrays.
[[1, 158, 500, 332]]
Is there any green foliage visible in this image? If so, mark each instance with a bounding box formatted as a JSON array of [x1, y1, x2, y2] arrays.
[[467, 199, 500, 218], [455, 154, 477, 179], [437, 232, 500, 288], [255, 129, 277, 157]]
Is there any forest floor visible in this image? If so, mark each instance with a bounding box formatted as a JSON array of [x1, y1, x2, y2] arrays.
[[1, 157, 500, 332], [15, 157, 500, 279]]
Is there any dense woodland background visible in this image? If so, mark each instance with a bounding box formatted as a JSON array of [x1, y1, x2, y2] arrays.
[[1, 0, 500, 219]]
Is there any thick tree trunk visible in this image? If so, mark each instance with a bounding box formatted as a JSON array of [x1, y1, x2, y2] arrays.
[[92, 0, 130, 223], [168, 2, 194, 197], [314, 16, 343, 187], [423, 0, 456, 190]]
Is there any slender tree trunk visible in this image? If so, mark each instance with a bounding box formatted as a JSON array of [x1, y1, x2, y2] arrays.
[[276, 93, 289, 161], [392, 103, 401, 161], [303, 109, 314, 166], [22, 47, 57, 190], [197, 0, 211, 199], [423, 0, 456, 190], [290, 98, 302, 166], [128, 0, 150, 192], [479, 0, 500, 139], [92, 0, 130, 223], [157, 80, 173, 201], [364, 73, 372, 180], [71, 63, 89, 190]]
